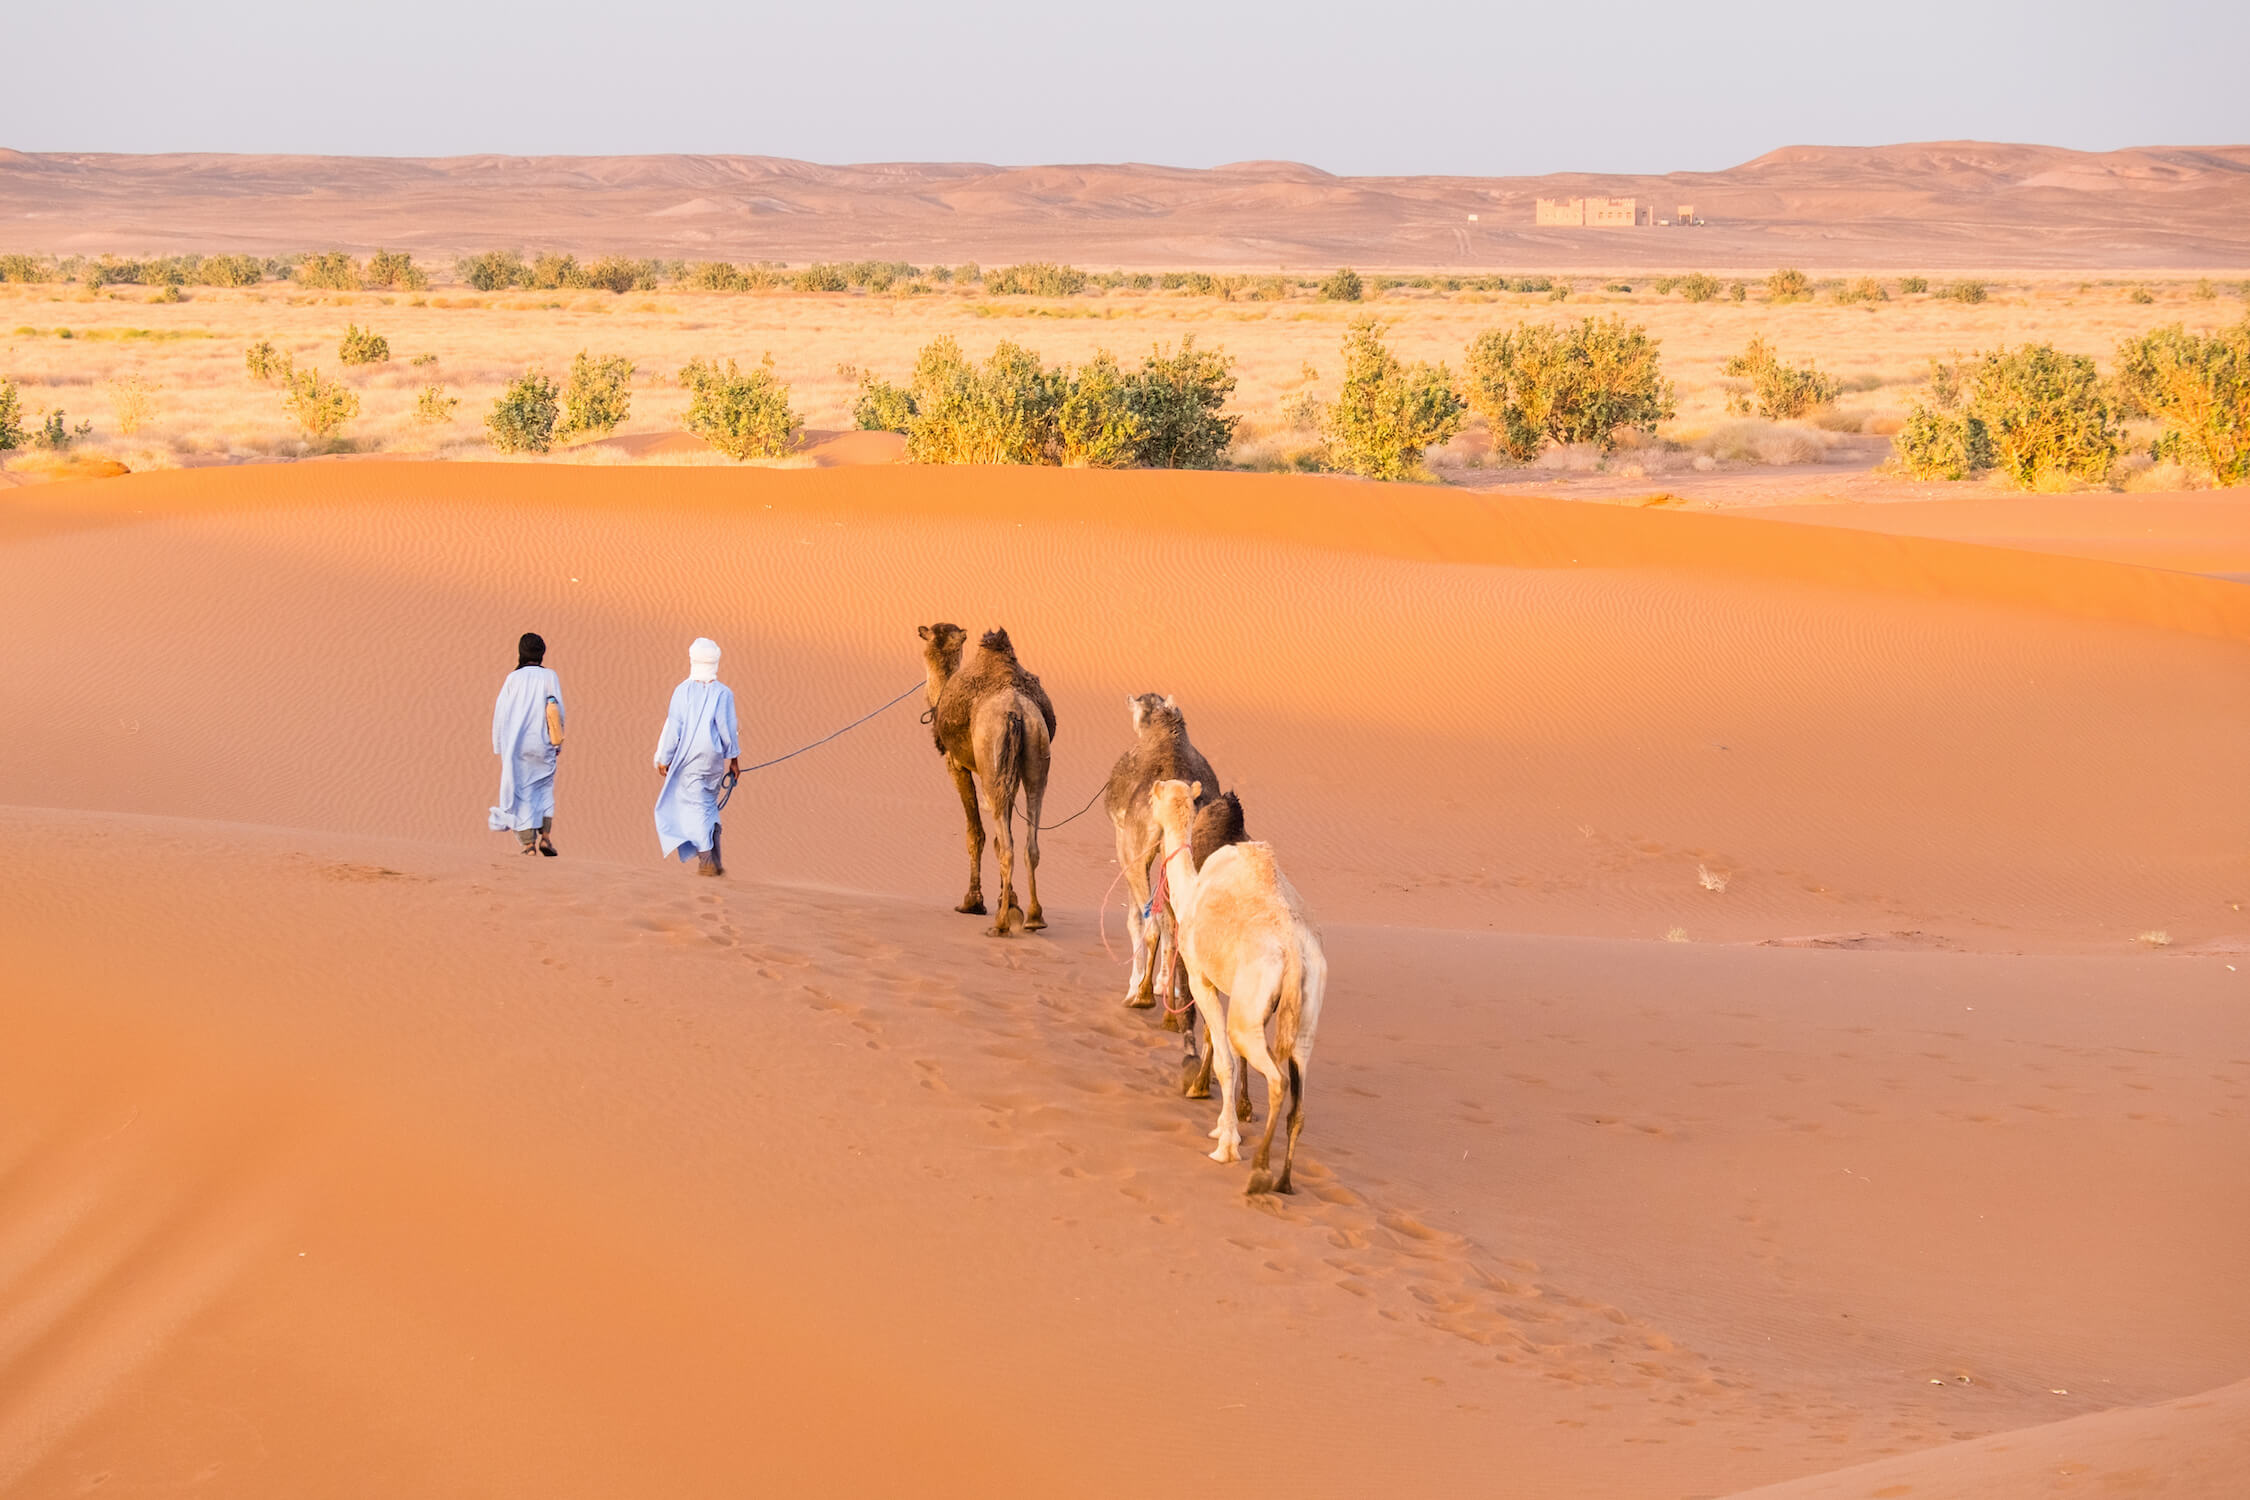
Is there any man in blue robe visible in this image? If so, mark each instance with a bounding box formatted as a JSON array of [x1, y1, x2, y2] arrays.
[[654, 637, 741, 875], [489, 631, 564, 856]]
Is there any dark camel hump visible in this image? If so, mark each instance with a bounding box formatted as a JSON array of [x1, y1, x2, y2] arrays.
[[1191, 789, 1249, 871], [934, 626, 1055, 751]]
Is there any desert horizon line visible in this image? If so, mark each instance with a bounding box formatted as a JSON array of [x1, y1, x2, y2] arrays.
[[6, 137, 2247, 179]]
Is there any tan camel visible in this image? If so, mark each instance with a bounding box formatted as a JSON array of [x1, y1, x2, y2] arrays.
[[918, 623, 1054, 936], [1149, 778, 1327, 1194]]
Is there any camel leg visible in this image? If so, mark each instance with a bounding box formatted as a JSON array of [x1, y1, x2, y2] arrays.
[[1275, 1037, 1313, 1196], [1119, 835, 1156, 1006], [1186, 972, 1238, 1163], [986, 785, 1021, 937], [948, 763, 986, 916], [1274, 952, 1324, 1195], [1184, 1009, 1214, 1100], [1020, 784, 1045, 932], [1158, 919, 1189, 1034], [1234, 989, 1290, 1195], [1235, 1046, 1254, 1123]]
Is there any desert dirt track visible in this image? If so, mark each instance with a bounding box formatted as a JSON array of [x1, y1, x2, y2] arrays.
[[4, 462, 2249, 1497]]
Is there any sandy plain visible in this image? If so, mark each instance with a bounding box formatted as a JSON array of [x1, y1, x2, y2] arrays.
[[2, 266, 2244, 496], [3, 459, 2248, 1497]]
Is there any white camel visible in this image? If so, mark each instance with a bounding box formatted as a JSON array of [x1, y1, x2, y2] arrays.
[[1148, 778, 1328, 1194]]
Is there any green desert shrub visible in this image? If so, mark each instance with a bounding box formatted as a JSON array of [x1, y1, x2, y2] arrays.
[[794, 263, 850, 293], [459, 250, 529, 292], [0, 253, 51, 284], [1969, 344, 2119, 486], [1893, 345, 2117, 486], [1721, 335, 1841, 419], [245, 339, 288, 382], [362, 250, 427, 291], [0, 378, 24, 450], [1835, 277, 1889, 305], [37, 409, 91, 448], [282, 365, 359, 441], [1888, 403, 1994, 480], [1319, 268, 1365, 303], [2127, 284, 2156, 305], [1547, 282, 1571, 303], [1765, 268, 1811, 303], [487, 370, 561, 453], [414, 384, 459, 425], [1124, 335, 1237, 468], [294, 251, 361, 291], [583, 256, 656, 294], [1942, 279, 1988, 304], [852, 371, 917, 433], [557, 351, 634, 439], [2113, 319, 2250, 484], [1899, 275, 1930, 295], [986, 263, 1088, 297], [1052, 351, 1142, 468], [2193, 278, 2218, 301], [902, 337, 1059, 465], [195, 254, 264, 287], [1678, 273, 1722, 303], [1322, 318, 1465, 480], [1461, 314, 1678, 460], [679, 355, 800, 460], [687, 261, 749, 292], [337, 324, 390, 365]]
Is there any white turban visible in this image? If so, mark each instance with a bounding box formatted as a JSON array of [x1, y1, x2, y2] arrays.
[[688, 637, 722, 683]]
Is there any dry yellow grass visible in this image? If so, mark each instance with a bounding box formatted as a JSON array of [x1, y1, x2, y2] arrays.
[[2, 275, 2241, 478]]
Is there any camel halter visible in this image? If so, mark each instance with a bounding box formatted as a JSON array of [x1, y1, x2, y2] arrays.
[[1149, 842, 1197, 1014]]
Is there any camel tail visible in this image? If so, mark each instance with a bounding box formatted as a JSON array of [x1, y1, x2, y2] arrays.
[[1275, 939, 1305, 1065], [996, 705, 1026, 809]]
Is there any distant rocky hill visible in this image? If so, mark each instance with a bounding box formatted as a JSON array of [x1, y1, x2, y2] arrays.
[[3, 141, 2245, 270]]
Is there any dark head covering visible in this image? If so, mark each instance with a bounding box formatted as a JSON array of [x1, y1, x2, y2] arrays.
[[517, 632, 546, 669]]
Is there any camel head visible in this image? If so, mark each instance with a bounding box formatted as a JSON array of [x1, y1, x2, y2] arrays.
[[917, 622, 967, 680], [1150, 778, 1203, 846], [1127, 692, 1184, 738]]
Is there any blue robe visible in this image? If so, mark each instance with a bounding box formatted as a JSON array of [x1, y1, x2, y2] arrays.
[[653, 679, 740, 860], [489, 665, 564, 833]]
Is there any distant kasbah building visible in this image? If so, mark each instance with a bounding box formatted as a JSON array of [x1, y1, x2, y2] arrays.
[[1533, 198, 1700, 227]]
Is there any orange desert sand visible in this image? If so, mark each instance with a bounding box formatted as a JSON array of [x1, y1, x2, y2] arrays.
[[5, 462, 2249, 1497]]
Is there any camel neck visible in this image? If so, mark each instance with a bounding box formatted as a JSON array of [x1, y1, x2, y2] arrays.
[[1156, 828, 1196, 912]]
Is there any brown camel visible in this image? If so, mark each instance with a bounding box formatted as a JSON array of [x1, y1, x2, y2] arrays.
[[918, 623, 1055, 936], [1102, 693, 1222, 1091], [1150, 778, 1327, 1195]]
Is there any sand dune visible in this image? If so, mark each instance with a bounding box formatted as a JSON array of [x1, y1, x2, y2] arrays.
[[1728, 1379, 2250, 1498], [3, 463, 2246, 1495], [5, 141, 2247, 267]]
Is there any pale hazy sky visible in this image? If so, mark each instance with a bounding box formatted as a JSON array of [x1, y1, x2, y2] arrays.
[[3, 0, 2242, 175]]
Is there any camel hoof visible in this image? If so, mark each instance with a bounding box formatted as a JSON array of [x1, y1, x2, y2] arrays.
[[1023, 910, 1046, 932], [1123, 993, 1156, 1010], [956, 899, 987, 916], [1180, 1058, 1209, 1099], [1208, 1145, 1235, 1164], [1159, 1007, 1186, 1033], [987, 921, 1015, 938], [1245, 1170, 1279, 1197]]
